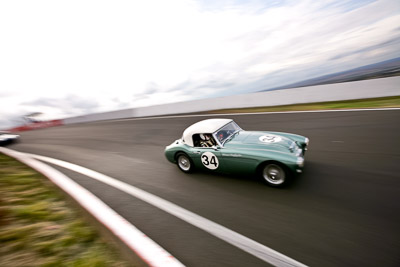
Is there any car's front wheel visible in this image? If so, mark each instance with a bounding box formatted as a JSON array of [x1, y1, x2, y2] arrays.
[[260, 163, 288, 187], [176, 153, 193, 173]]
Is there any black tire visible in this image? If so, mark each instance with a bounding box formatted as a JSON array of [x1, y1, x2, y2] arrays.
[[176, 152, 193, 173], [260, 162, 289, 187]]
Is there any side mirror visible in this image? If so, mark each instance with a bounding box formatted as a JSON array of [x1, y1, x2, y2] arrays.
[[212, 145, 220, 151]]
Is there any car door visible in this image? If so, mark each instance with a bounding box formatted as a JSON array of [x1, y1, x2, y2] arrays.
[[219, 147, 259, 175]]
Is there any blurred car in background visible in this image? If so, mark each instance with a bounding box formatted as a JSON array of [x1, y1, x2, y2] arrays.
[[165, 118, 309, 187], [0, 131, 20, 146]]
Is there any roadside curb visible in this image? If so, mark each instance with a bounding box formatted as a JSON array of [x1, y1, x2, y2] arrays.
[[0, 147, 185, 267]]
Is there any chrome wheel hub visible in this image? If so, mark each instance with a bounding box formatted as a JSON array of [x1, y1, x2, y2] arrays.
[[178, 155, 190, 171], [263, 164, 285, 185]]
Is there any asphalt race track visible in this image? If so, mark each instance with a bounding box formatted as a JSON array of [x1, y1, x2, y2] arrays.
[[8, 110, 400, 266]]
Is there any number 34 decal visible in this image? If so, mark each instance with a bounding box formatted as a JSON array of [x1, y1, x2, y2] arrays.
[[201, 152, 219, 170]]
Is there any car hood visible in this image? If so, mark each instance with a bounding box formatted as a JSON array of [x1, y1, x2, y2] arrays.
[[224, 131, 296, 152]]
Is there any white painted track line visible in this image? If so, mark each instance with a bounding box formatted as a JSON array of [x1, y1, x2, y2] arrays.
[[0, 147, 185, 267], [21, 151, 307, 267]]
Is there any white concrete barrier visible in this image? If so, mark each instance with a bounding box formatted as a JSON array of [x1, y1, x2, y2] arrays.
[[132, 76, 400, 117], [64, 76, 400, 124], [64, 108, 134, 124]]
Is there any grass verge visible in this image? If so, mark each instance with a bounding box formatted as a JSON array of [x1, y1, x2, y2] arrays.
[[205, 96, 400, 114], [0, 153, 132, 267]]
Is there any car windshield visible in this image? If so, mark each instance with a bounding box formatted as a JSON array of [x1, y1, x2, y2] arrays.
[[213, 121, 242, 145]]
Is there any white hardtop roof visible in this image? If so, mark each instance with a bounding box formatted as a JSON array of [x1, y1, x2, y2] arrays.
[[182, 118, 232, 147]]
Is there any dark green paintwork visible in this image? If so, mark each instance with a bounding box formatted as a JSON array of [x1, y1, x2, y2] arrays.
[[165, 129, 308, 176]]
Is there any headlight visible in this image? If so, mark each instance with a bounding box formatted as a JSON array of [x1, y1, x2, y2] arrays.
[[305, 138, 309, 145], [297, 157, 304, 167]]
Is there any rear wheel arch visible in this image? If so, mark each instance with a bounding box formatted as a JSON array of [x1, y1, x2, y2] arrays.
[[174, 150, 189, 161], [175, 151, 194, 173]]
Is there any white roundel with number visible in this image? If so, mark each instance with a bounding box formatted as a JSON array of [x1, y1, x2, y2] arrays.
[[259, 135, 282, 143], [201, 152, 219, 170]]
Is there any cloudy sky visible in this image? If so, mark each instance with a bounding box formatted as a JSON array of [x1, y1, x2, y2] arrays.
[[1, 0, 399, 128]]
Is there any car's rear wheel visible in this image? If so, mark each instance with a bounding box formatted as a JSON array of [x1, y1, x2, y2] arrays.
[[176, 153, 193, 173], [261, 163, 288, 187]]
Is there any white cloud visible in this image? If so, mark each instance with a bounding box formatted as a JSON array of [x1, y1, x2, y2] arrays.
[[0, 0, 399, 128]]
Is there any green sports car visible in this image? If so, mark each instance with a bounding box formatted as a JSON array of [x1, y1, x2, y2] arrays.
[[165, 119, 309, 187]]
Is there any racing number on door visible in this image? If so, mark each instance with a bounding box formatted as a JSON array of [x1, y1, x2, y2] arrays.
[[202, 155, 217, 167], [201, 152, 219, 170]]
